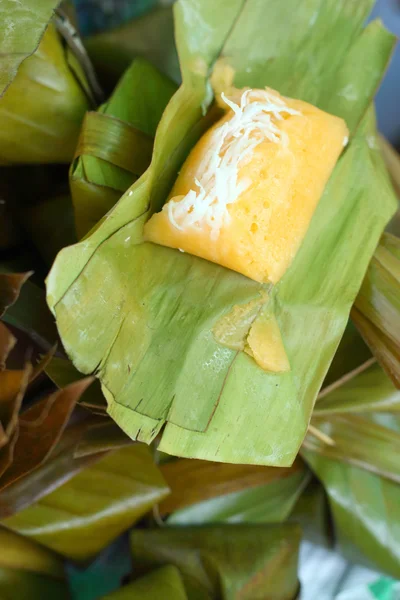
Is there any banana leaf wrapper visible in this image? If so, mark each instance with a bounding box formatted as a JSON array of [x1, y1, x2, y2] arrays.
[[2, 443, 169, 561], [0, 0, 60, 96], [352, 233, 400, 387], [0, 22, 89, 165], [70, 58, 177, 238], [303, 359, 400, 576], [160, 457, 310, 526], [130, 524, 301, 600], [100, 567, 187, 600], [47, 0, 397, 465], [0, 527, 68, 599], [0, 271, 58, 351], [304, 451, 400, 579], [84, 6, 180, 91]]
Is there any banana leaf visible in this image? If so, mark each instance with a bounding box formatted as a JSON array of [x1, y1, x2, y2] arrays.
[[46, 355, 107, 413], [71, 58, 177, 238], [352, 233, 400, 388], [0, 271, 58, 350], [0, 0, 60, 96], [2, 443, 169, 561], [0, 21, 89, 164], [131, 524, 301, 600], [0, 377, 93, 492], [380, 137, 400, 234], [160, 458, 310, 525], [84, 6, 180, 90], [47, 0, 397, 465], [315, 362, 400, 415], [0, 527, 68, 599], [19, 192, 76, 267], [100, 567, 187, 600], [321, 321, 372, 388], [305, 412, 400, 483], [0, 416, 109, 518], [304, 451, 400, 578], [289, 478, 332, 549]]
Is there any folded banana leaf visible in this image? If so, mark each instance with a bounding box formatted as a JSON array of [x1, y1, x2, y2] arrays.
[[0, 19, 89, 164], [47, 0, 397, 465], [130, 524, 301, 600], [315, 361, 400, 415], [46, 355, 108, 413], [304, 451, 400, 578], [160, 457, 310, 525], [71, 58, 177, 238], [0, 527, 68, 599], [2, 444, 169, 561], [352, 233, 400, 387], [0, 271, 58, 351], [84, 6, 180, 90], [0, 0, 60, 96], [100, 567, 187, 600]]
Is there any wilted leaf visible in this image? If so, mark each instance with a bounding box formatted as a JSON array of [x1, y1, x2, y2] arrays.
[[0, 417, 106, 518], [85, 6, 180, 90], [47, 0, 396, 466], [74, 420, 132, 458], [131, 524, 301, 600], [0, 365, 31, 450], [0, 377, 94, 492], [0, 272, 58, 351], [3, 444, 169, 561], [0, 322, 16, 370], [304, 451, 400, 578], [100, 567, 187, 600], [0, 273, 31, 318], [160, 458, 309, 526]]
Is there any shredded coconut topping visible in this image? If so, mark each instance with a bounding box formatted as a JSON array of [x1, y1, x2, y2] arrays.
[[166, 89, 301, 238]]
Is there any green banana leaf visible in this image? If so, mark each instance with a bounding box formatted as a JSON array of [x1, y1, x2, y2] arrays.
[[380, 137, 400, 234], [0, 21, 89, 164], [352, 233, 400, 387], [0, 528, 67, 600], [47, 0, 397, 465], [305, 412, 400, 483], [0, 0, 60, 96], [2, 443, 169, 561], [100, 567, 187, 600], [289, 478, 332, 549], [71, 58, 177, 238], [85, 6, 180, 90], [321, 321, 372, 388], [304, 451, 400, 578], [131, 524, 301, 600], [161, 458, 310, 525], [315, 362, 400, 415]]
